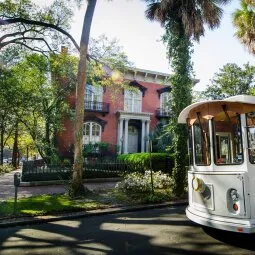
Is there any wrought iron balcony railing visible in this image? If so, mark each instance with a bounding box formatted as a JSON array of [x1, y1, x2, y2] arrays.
[[85, 101, 109, 114], [156, 108, 172, 118]]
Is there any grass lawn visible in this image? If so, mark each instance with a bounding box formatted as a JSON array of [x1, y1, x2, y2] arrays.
[[0, 192, 116, 218], [0, 188, 173, 218]]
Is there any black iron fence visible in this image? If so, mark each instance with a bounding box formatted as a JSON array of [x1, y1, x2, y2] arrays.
[[85, 101, 109, 114], [21, 154, 172, 182], [22, 160, 72, 182], [21, 158, 145, 182], [156, 108, 172, 118]]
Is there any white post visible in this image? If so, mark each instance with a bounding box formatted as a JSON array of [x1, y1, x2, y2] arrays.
[[141, 120, 145, 152], [146, 120, 150, 152], [124, 119, 129, 154], [118, 119, 124, 154]]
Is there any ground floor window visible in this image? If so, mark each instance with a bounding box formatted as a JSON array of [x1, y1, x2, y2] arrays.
[[83, 122, 101, 144]]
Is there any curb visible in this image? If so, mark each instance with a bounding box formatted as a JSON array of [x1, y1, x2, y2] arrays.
[[20, 178, 122, 187], [0, 200, 188, 228]]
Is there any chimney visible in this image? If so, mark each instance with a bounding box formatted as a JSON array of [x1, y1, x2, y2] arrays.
[[61, 46, 68, 54]]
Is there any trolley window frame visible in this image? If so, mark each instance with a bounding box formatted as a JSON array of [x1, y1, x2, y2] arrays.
[[246, 112, 255, 164], [213, 113, 243, 166], [193, 117, 211, 166]]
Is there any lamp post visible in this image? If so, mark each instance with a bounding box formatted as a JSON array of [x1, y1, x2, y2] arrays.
[[147, 133, 154, 195]]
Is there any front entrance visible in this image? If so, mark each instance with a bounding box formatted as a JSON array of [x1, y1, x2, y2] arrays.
[[128, 126, 138, 153]]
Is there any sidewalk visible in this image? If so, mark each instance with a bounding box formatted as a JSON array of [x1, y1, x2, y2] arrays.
[[0, 169, 118, 201]]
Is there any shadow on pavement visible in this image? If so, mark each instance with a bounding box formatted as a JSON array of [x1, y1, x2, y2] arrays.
[[203, 226, 255, 251], [0, 207, 253, 255]]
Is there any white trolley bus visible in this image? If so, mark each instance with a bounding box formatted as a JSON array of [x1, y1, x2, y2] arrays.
[[178, 95, 255, 233]]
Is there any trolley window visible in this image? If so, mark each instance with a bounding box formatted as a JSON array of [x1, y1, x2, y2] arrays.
[[213, 112, 243, 165], [188, 126, 193, 165], [246, 112, 255, 163], [193, 117, 210, 166]]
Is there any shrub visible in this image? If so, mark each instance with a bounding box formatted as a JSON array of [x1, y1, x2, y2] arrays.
[[118, 153, 174, 174], [83, 142, 109, 154], [0, 165, 15, 175], [62, 158, 72, 166], [115, 170, 172, 194], [151, 122, 173, 153]]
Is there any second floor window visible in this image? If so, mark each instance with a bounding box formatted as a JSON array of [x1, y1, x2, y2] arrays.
[[160, 92, 171, 114], [124, 90, 142, 112], [85, 84, 103, 110]]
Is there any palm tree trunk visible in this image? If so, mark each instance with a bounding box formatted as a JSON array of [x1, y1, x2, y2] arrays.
[[72, 0, 97, 196], [165, 21, 193, 196]]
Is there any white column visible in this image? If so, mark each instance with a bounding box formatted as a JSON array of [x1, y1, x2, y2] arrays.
[[124, 119, 129, 154], [146, 120, 150, 152], [141, 120, 145, 152], [118, 119, 124, 154]]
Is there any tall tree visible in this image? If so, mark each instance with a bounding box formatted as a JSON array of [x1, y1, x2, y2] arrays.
[[202, 62, 255, 100], [233, 0, 255, 55], [0, 67, 17, 165], [144, 0, 231, 196], [1, 0, 98, 195], [72, 0, 97, 196], [0, 0, 79, 53]]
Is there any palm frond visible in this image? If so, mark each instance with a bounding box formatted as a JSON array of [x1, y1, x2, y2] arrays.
[[145, 2, 161, 21], [233, 0, 255, 55], [144, 0, 228, 41]]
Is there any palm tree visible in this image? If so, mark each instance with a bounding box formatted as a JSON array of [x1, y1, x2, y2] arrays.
[[233, 0, 255, 54], [143, 0, 231, 196], [72, 0, 97, 196]]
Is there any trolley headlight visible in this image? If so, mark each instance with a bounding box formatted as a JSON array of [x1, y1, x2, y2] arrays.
[[192, 177, 205, 193], [230, 189, 239, 201]]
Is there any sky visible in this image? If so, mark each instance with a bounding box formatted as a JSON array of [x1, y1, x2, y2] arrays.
[[36, 0, 255, 91]]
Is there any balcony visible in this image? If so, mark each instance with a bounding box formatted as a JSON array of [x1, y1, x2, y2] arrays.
[[156, 108, 172, 118], [85, 101, 109, 115]]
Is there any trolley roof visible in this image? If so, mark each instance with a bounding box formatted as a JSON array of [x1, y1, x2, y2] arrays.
[[178, 95, 255, 125]]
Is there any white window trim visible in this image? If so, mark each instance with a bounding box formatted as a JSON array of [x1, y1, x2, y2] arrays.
[[85, 85, 103, 111], [160, 92, 171, 114], [124, 90, 142, 113], [83, 121, 102, 144], [85, 84, 103, 101]]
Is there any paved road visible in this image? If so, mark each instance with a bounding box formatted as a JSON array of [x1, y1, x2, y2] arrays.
[[0, 170, 117, 200], [0, 206, 254, 255]]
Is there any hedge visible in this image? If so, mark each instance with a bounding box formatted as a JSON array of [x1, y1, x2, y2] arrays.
[[118, 153, 174, 174]]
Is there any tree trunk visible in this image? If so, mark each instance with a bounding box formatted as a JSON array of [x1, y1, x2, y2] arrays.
[[12, 122, 19, 168], [72, 0, 97, 197], [45, 118, 51, 162], [0, 123, 4, 165]]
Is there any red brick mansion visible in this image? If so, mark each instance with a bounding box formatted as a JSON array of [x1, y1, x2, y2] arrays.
[[57, 68, 172, 157]]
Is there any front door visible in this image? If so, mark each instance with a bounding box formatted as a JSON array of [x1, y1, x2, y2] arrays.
[[128, 126, 138, 153]]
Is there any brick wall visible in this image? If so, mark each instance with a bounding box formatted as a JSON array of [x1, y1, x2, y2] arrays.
[[57, 80, 169, 156]]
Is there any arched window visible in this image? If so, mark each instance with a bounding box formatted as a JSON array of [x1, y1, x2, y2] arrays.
[[124, 90, 142, 112], [160, 92, 171, 114], [83, 122, 101, 144]]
